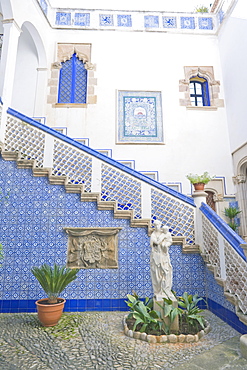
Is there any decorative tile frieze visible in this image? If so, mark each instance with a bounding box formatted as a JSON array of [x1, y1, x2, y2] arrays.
[[74, 13, 90, 27], [99, 14, 114, 26], [144, 15, 159, 28], [198, 17, 213, 30], [180, 17, 195, 29], [117, 14, 132, 27], [56, 12, 71, 26], [162, 16, 177, 29]]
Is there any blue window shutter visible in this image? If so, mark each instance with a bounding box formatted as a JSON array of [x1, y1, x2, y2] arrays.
[[58, 53, 87, 103]]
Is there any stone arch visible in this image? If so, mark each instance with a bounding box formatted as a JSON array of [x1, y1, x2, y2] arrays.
[[0, 0, 13, 19], [11, 21, 47, 116], [21, 21, 47, 68]]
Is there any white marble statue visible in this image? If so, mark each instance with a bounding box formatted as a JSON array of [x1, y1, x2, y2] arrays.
[[150, 220, 173, 300]]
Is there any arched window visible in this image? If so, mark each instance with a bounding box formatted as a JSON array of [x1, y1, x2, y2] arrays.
[[189, 75, 210, 106], [58, 53, 87, 104]]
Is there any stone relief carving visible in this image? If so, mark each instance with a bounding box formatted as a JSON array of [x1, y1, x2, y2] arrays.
[[64, 227, 121, 269]]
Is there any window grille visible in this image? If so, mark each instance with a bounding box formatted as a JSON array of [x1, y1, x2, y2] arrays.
[[58, 53, 87, 103]]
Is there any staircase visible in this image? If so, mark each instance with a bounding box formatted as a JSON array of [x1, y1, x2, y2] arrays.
[[0, 104, 247, 328]]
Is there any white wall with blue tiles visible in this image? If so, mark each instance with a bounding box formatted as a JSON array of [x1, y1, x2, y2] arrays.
[[0, 156, 206, 312]]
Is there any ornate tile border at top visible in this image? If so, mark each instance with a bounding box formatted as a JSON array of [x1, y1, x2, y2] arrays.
[[36, 0, 238, 35]]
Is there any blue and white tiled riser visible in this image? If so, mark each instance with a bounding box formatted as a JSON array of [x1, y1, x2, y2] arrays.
[[0, 157, 206, 312]]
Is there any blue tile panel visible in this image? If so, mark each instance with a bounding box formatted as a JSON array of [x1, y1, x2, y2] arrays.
[[99, 14, 114, 26], [56, 12, 71, 26], [144, 15, 159, 28], [200, 202, 246, 261], [163, 17, 177, 28], [180, 17, 195, 29], [117, 15, 132, 27], [74, 13, 90, 27], [198, 17, 213, 30], [7, 107, 195, 207], [0, 157, 203, 308]]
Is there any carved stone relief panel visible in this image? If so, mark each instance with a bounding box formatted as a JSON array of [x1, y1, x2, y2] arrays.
[[64, 227, 121, 269]]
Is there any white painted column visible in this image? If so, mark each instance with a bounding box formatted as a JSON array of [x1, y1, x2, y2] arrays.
[[91, 157, 102, 193], [218, 233, 226, 280], [0, 19, 21, 142], [141, 182, 151, 219], [33, 67, 48, 117], [192, 190, 208, 252], [43, 134, 54, 168]]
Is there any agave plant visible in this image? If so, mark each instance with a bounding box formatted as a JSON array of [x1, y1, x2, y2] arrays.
[[31, 264, 79, 304]]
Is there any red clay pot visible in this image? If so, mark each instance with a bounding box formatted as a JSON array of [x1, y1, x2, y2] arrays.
[[193, 183, 205, 191], [35, 298, 66, 327]]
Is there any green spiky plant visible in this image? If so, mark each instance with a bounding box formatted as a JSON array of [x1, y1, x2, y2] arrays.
[[31, 264, 79, 304], [224, 207, 241, 231], [195, 5, 209, 13]]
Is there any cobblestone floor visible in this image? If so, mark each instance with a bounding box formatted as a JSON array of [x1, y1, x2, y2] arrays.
[[0, 310, 246, 369]]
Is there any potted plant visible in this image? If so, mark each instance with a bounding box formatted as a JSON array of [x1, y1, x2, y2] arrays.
[[186, 172, 214, 191], [31, 263, 79, 327], [224, 206, 241, 231]]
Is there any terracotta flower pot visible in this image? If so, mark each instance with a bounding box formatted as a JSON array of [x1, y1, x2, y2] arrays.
[[35, 298, 66, 327], [193, 183, 205, 191]]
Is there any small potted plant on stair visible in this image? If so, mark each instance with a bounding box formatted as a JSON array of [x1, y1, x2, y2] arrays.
[[186, 172, 214, 191], [31, 263, 79, 327]]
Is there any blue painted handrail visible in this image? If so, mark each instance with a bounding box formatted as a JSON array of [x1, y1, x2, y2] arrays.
[[6, 107, 195, 207], [200, 202, 246, 261]]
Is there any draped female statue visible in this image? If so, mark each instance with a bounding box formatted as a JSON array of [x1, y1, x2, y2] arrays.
[[150, 220, 173, 300]]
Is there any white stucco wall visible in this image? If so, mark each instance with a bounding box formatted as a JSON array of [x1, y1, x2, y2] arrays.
[[0, 0, 235, 197], [218, 0, 247, 153]]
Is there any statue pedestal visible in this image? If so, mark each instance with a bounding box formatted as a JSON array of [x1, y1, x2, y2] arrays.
[[154, 294, 179, 333]]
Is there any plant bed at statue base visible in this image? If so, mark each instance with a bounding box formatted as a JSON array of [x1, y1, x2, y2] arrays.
[[123, 314, 210, 343], [124, 292, 210, 343]]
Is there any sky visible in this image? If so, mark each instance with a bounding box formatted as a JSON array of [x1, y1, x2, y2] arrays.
[[49, 0, 214, 12]]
